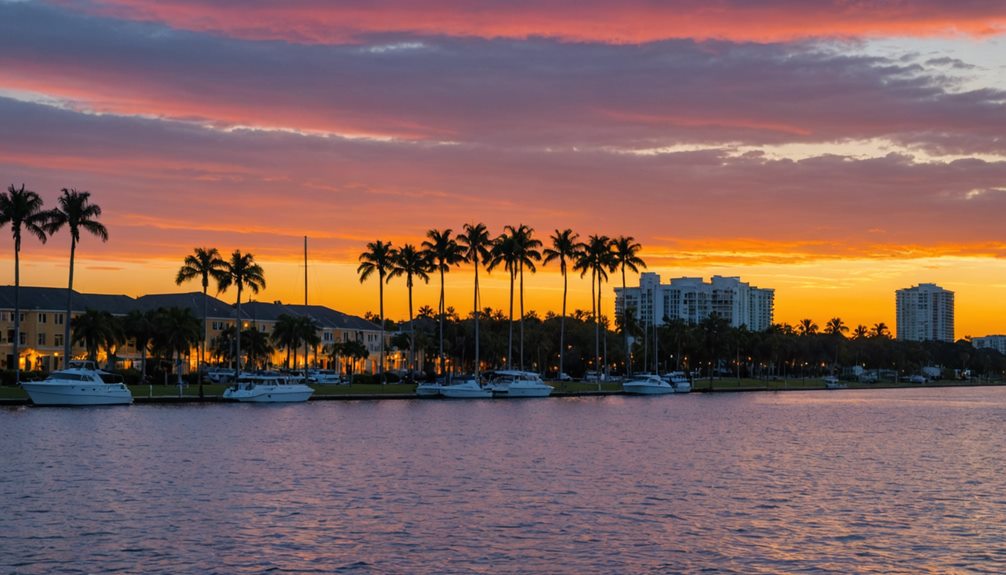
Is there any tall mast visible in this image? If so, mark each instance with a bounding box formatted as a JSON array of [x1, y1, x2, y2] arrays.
[[304, 236, 309, 381]]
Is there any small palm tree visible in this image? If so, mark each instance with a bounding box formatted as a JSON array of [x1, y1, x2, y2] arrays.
[[458, 223, 492, 379], [358, 240, 394, 383], [216, 250, 266, 376], [241, 327, 274, 371], [151, 307, 201, 386], [175, 247, 226, 391], [871, 322, 891, 339], [543, 229, 582, 379], [421, 229, 465, 377], [44, 188, 108, 364], [0, 184, 50, 382], [387, 243, 431, 378], [71, 309, 122, 365], [123, 309, 156, 381], [611, 236, 646, 375], [271, 314, 302, 369], [852, 324, 870, 340]]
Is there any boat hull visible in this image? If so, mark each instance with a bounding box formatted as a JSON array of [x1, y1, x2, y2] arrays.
[[440, 385, 493, 399], [622, 383, 675, 395], [415, 384, 443, 397], [493, 385, 553, 398], [22, 382, 133, 406], [223, 384, 314, 403]]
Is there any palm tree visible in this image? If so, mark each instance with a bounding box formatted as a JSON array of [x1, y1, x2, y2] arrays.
[[871, 322, 891, 339], [0, 184, 50, 382], [487, 231, 519, 368], [271, 313, 302, 369], [852, 324, 870, 340], [151, 306, 201, 386], [123, 309, 156, 381], [357, 240, 394, 383], [543, 229, 582, 379], [421, 229, 465, 377], [611, 236, 646, 375], [824, 317, 849, 337], [216, 250, 266, 376], [506, 224, 541, 371], [575, 235, 613, 378], [458, 223, 492, 379], [797, 319, 819, 336], [175, 247, 226, 391], [241, 327, 273, 371], [71, 309, 122, 365], [43, 188, 108, 364], [387, 243, 430, 379]]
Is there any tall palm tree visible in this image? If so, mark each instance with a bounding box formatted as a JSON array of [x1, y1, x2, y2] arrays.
[[487, 231, 519, 368], [387, 243, 430, 379], [43, 188, 108, 365], [0, 184, 50, 382], [824, 317, 849, 337], [852, 324, 870, 340], [421, 229, 465, 377], [216, 250, 266, 376], [611, 236, 646, 375], [458, 223, 492, 379], [543, 229, 582, 379], [575, 235, 613, 378], [357, 240, 394, 382], [871, 322, 891, 339], [175, 247, 226, 392], [797, 319, 819, 336], [506, 224, 541, 371]]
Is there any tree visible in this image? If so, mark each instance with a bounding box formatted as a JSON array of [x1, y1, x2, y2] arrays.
[[123, 309, 156, 381], [44, 188, 108, 364], [71, 309, 122, 365], [216, 250, 266, 376], [0, 184, 50, 382], [357, 240, 394, 382], [241, 327, 273, 371], [458, 222, 492, 379], [871, 322, 891, 339], [543, 229, 582, 379], [175, 247, 226, 393], [824, 317, 849, 337], [387, 243, 430, 379], [331, 339, 369, 383], [151, 307, 201, 385], [852, 324, 870, 340], [506, 224, 541, 371], [575, 235, 613, 378], [421, 229, 465, 377], [271, 313, 302, 369], [487, 231, 519, 368], [611, 235, 646, 375], [797, 319, 819, 336]]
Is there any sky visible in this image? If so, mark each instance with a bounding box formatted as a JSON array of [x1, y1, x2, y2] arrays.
[[1, 0, 1005, 336]]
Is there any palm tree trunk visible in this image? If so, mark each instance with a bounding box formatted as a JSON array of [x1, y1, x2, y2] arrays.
[[13, 241, 21, 382], [473, 262, 480, 380], [439, 267, 445, 377], [592, 269, 598, 377], [378, 273, 385, 383], [559, 265, 567, 380], [63, 238, 77, 363], [235, 285, 243, 376], [519, 262, 525, 371], [200, 285, 207, 398], [507, 269, 514, 368], [408, 280, 415, 378], [622, 266, 628, 376], [599, 274, 606, 379]]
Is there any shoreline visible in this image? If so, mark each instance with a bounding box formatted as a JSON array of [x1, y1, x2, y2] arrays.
[[1, 379, 1003, 406]]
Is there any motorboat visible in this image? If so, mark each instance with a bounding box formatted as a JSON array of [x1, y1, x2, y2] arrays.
[[204, 367, 236, 383], [415, 382, 444, 397], [823, 376, 847, 389], [307, 369, 345, 385], [622, 374, 675, 395], [439, 376, 493, 399], [666, 371, 692, 393], [486, 371, 553, 398], [21, 361, 132, 406], [223, 373, 314, 403]]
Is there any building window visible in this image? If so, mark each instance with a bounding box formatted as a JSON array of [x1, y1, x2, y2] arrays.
[[55, 333, 63, 347], [38, 333, 46, 346], [18, 332, 26, 345], [38, 313, 47, 324], [55, 313, 64, 325], [19, 313, 26, 322], [323, 332, 334, 342]]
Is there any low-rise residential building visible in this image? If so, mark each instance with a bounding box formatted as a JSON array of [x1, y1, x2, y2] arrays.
[[972, 335, 1006, 355]]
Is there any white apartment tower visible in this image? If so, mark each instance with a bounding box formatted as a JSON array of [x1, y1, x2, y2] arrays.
[[896, 283, 954, 342], [615, 273, 775, 331]]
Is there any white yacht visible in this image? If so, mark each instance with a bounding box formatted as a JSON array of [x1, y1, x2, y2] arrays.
[[439, 376, 493, 399], [622, 374, 675, 395], [415, 382, 444, 398], [486, 371, 553, 398], [307, 370, 345, 385], [666, 372, 692, 393], [223, 373, 314, 403], [21, 361, 133, 406]]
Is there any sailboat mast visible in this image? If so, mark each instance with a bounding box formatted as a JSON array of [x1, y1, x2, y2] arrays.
[[304, 236, 309, 381]]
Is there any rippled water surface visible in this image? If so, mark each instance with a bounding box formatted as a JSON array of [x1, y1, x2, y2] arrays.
[[2, 388, 1006, 574]]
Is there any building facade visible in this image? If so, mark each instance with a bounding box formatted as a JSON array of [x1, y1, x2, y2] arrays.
[[0, 286, 388, 374], [615, 273, 775, 331], [895, 283, 955, 342], [972, 335, 1006, 355]]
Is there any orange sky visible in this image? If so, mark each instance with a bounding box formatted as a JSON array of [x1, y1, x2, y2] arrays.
[[1, 1, 1005, 336]]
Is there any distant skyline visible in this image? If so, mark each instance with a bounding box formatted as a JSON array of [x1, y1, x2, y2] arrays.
[[1, 1, 1004, 335]]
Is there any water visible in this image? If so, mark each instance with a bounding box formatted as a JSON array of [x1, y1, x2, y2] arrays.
[[2, 388, 1005, 574]]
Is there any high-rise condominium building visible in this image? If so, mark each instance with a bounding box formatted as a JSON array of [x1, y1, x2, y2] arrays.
[[895, 283, 954, 342], [615, 273, 775, 331]]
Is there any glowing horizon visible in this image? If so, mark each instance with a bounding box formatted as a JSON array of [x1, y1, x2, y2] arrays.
[[1, 1, 1004, 337]]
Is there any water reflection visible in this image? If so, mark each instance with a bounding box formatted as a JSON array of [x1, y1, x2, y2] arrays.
[[1, 388, 1005, 573]]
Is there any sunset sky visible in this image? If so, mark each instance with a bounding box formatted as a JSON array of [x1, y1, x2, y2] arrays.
[[1, 1, 1005, 336]]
